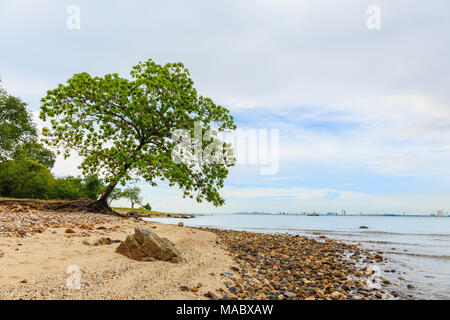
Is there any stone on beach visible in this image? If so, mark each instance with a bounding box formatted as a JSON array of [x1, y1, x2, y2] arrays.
[[116, 228, 182, 263]]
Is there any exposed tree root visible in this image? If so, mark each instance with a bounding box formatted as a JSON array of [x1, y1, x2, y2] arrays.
[[0, 198, 123, 217]]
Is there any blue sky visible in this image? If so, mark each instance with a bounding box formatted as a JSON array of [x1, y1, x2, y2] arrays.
[[1, 0, 449, 214]]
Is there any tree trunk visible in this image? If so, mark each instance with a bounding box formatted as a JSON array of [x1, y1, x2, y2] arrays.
[[87, 181, 119, 214], [131, 201, 135, 209], [87, 145, 142, 214]]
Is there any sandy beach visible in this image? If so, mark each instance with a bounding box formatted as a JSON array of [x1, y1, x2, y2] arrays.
[[0, 202, 235, 300], [0, 201, 397, 300]]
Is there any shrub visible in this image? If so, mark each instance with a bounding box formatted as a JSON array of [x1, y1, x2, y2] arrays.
[[0, 159, 55, 199]]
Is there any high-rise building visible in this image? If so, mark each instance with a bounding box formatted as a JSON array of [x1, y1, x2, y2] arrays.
[[437, 210, 444, 217]]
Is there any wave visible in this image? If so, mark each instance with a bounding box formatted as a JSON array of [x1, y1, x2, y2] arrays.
[[387, 251, 450, 261], [237, 226, 450, 238]]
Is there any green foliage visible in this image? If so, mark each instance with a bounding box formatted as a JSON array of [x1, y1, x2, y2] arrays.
[[11, 141, 56, 169], [120, 186, 143, 209], [52, 175, 105, 200], [0, 82, 37, 161], [0, 158, 104, 200], [40, 59, 236, 206], [108, 187, 122, 205], [142, 203, 152, 211], [0, 79, 55, 168], [52, 176, 85, 199], [0, 160, 54, 199], [81, 175, 105, 200]]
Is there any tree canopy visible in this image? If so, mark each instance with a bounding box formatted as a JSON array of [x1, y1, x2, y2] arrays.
[[120, 186, 143, 209], [0, 81, 37, 161], [40, 59, 236, 211], [1, 79, 55, 168], [0, 160, 54, 199], [11, 141, 56, 169]]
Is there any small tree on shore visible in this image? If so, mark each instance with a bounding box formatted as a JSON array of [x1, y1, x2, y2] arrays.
[[121, 186, 143, 209], [40, 59, 235, 212]]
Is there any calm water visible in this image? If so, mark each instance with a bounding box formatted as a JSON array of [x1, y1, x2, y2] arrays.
[[145, 214, 450, 299]]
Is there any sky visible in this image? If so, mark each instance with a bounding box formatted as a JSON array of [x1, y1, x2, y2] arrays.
[[1, 0, 449, 214]]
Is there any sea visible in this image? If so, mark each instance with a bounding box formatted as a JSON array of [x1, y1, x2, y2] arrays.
[[144, 214, 450, 299]]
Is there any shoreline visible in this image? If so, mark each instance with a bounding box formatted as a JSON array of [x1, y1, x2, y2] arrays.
[[0, 203, 406, 300]]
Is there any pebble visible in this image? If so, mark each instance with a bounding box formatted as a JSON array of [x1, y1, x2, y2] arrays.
[[206, 228, 392, 301]]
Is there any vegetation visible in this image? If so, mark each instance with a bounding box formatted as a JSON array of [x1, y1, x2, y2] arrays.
[[108, 187, 122, 205], [40, 59, 235, 212], [0, 160, 54, 199], [11, 141, 56, 169], [0, 79, 100, 200], [0, 158, 105, 200], [0, 81, 38, 162], [120, 186, 143, 209]]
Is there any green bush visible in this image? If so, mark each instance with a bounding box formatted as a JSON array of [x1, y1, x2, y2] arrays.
[[52, 177, 85, 199], [0, 159, 105, 200], [0, 159, 55, 199]]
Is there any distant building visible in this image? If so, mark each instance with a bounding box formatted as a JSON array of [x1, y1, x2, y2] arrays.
[[437, 210, 444, 217]]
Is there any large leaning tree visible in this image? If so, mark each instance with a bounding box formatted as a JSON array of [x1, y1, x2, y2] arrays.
[[40, 59, 236, 213]]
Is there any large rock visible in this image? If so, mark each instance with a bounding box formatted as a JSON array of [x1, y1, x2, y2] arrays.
[[116, 228, 181, 263]]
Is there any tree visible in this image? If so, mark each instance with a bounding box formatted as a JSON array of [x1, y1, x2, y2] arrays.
[[142, 203, 152, 211], [120, 187, 143, 209], [11, 141, 56, 169], [52, 176, 85, 199], [0, 160, 55, 199], [0, 81, 37, 161], [81, 175, 105, 200], [40, 59, 235, 213], [108, 187, 123, 205]]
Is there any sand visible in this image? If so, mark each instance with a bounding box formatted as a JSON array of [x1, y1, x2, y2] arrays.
[[0, 208, 235, 300]]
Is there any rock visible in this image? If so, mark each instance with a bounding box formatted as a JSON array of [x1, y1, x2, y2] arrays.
[[221, 294, 231, 300], [353, 270, 363, 277], [65, 228, 75, 234], [0, 250, 4, 258], [190, 287, 199, 293], [205, 291, 219, 300], [177, 222, 184, 227], [94, 237, 115, 246], [359, 226, 369, 229], [330, 291, 345, 300], [365, 266, 375, 276], [116, 228, 181, 262], [179, 286, 189, 292], [229, 287, 239, 295]]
